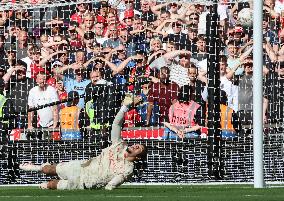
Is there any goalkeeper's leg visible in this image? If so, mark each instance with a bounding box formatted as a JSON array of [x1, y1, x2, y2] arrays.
[[40, 179, 81, 190], [19, 162, 57, 176]]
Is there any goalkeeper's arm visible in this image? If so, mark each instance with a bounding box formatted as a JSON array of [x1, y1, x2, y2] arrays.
[[105, 174, 126, 190], [111, 105, 129, 143]]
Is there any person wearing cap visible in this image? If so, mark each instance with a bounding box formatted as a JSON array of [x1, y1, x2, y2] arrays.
[[117, 50, 152, 92], [162, 20, 191, 51], [236, 56, 268, 133], [60, 91, 81, 140], [121, 10, 134, 28], [3, 60, 36, 129], [46, 60, 65, 88]]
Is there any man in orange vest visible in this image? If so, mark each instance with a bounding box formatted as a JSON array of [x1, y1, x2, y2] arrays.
[[60, 91, 81, 140], [220, 90, 239, 139]]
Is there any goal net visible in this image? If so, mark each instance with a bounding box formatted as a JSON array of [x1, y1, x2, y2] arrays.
[[0, 0, 284, 185]]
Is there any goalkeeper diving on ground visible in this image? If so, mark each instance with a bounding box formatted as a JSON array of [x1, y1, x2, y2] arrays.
[[19, 95, 147, 190]]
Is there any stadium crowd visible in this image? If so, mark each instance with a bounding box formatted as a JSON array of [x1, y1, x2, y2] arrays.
[[0, 0, 283, 141]]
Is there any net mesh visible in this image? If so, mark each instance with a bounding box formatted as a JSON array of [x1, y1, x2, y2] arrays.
[[0, 0, 283, 186]]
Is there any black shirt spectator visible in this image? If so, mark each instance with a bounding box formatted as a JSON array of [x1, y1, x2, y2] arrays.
[[264, 70, 284, 125]]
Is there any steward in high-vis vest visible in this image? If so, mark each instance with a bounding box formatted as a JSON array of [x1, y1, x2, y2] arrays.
[[0, 78, 17, 183], [60, 91, 81, 140], [83, 70, 118, 131], [0, 79, 16, 142], [82, 69, 121, 147], [220, 90, 239, 139], [163, 85, 203, 139]]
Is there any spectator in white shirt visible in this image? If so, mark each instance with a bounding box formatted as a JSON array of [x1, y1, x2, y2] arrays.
[[28, 71, 59, 129]]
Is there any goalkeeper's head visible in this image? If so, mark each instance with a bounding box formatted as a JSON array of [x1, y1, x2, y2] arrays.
[[126, 144, 148, 162]]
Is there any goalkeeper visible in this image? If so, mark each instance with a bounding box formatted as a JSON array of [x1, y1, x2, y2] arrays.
[[20, 95, 147, 190]]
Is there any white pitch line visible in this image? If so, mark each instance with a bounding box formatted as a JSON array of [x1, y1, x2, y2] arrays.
[[0, 195, 199, 198], [244, 195, 263, 197]]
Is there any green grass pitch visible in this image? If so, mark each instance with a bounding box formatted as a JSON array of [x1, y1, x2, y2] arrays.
[[0, 185, 284, 201]]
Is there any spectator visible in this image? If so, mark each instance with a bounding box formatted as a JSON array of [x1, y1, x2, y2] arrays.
[[226, 40, 253, 76], [146, 66, 179, 125], [162, 20, 191, 50], [27, 72, 59, 133], [55, 78, 67, 110], [70, 2, 89, 24], [138, 0, 157, 23], [93, 21, 108, 45], [219, 90, 239, 139], [150, 50, 192, 87], [103, 24, 121, 48], [117, 25, 136, 56], [0, 35, 8, 69], [236, 57, 267, 132], [192, 34, 206, 62], [83, 31, 96, 59], [128, 51, 152, 92], [264, 61, 284, 127], [6, 29, 30, 60], [62, 68, 90, 109], [3, 60, 36, 129], [182, 64, 207, 127], [5, 46, 17, 71], [82, 69, 116, 147], [163, 85, 202, 139], [0, 78, 16, 147], [263, 14, 279, 53], [29, 46, 50, 79], [60, 91, 81, 140]]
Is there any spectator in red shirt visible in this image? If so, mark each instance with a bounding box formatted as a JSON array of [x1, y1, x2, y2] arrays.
[[122, 10, 134, 29], [95, 0, 110, 23], [70, 2, 89, 24], [29, 46, 50, 79], [146, 66, 179, 125], [55, 79, 67, 109], [124, 107, 142, 127]]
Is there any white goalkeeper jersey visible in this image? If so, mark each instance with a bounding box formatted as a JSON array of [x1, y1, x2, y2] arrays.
[[79, 141, 134, 189]]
